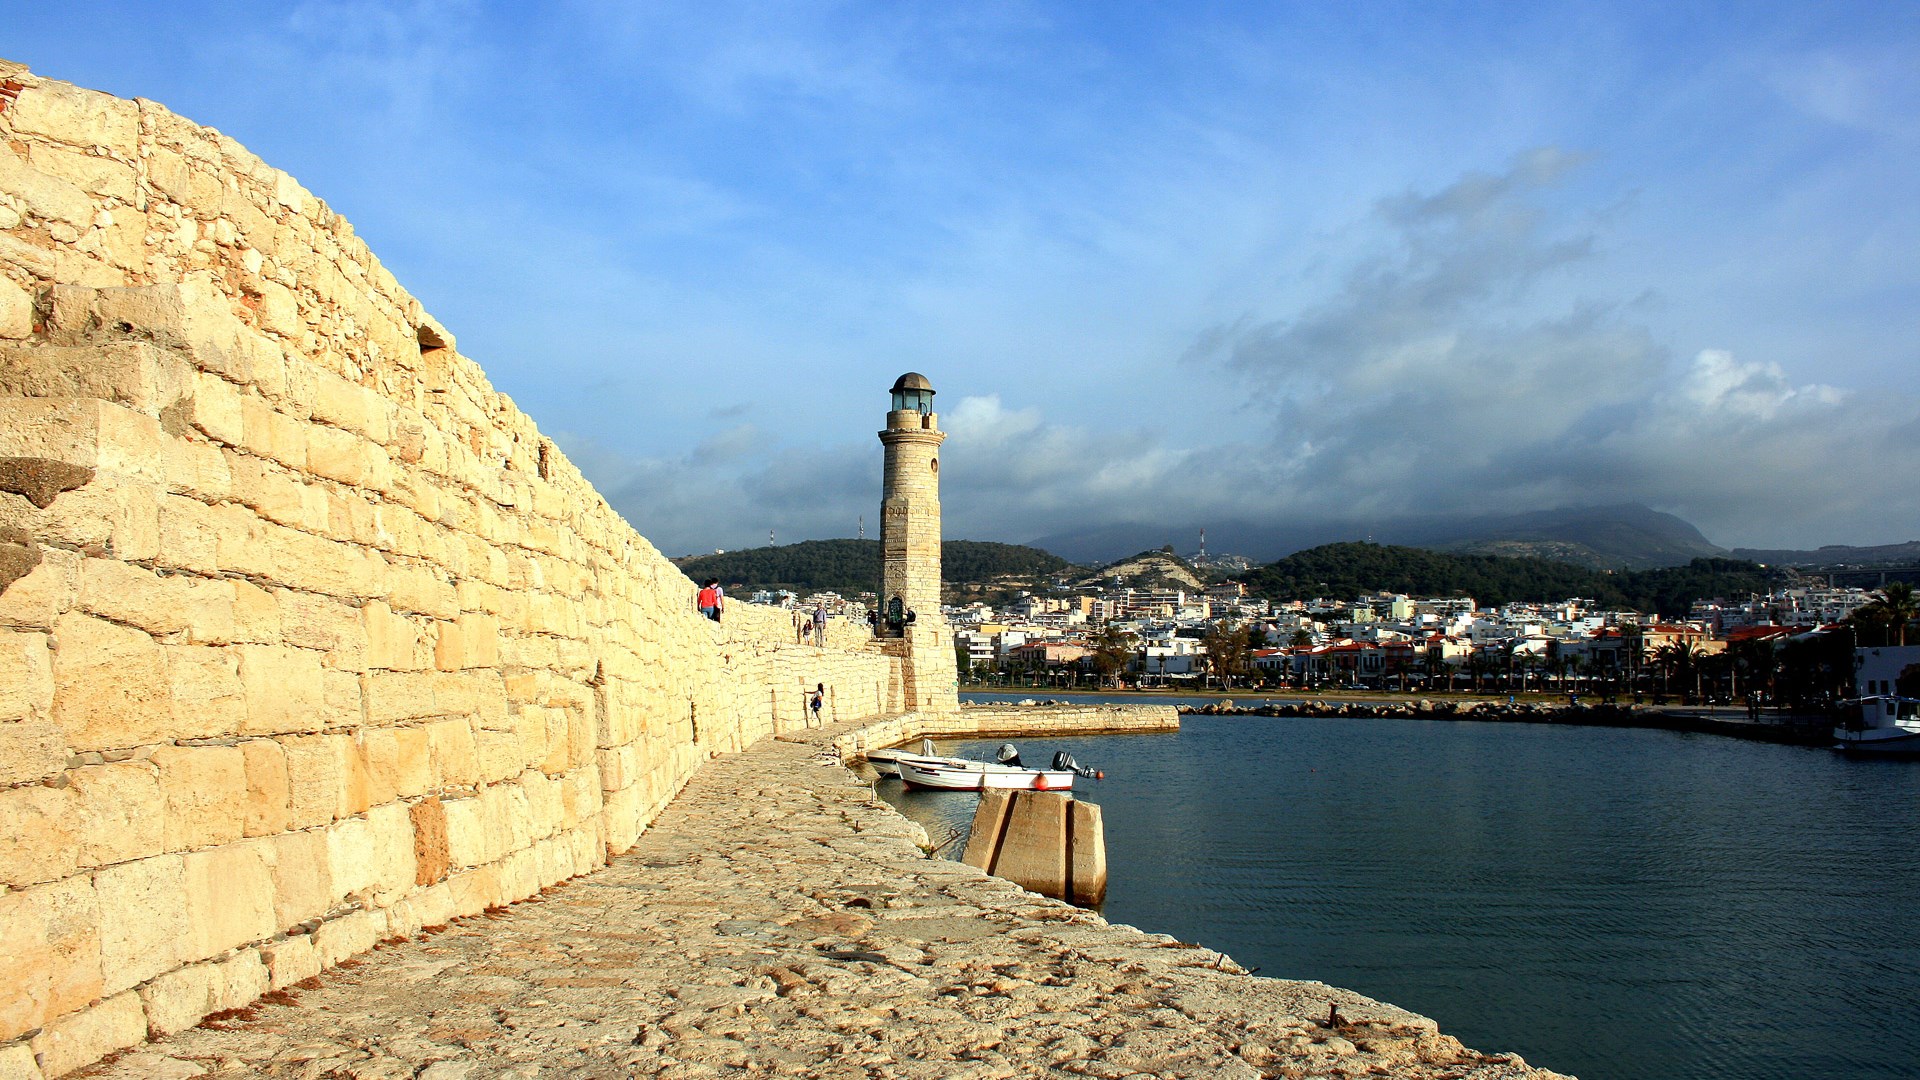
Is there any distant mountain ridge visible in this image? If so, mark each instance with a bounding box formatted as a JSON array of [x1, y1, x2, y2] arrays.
[[1028, 504, 1724, 570], [672, 539, 1068, 599], [1729, 540, 1920, 567], [1243, 542, 1784, 615]]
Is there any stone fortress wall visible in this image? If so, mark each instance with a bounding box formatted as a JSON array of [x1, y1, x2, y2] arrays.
[[0, 60, 919, 1076]]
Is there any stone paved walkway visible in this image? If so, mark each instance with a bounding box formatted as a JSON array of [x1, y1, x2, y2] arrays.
[[80, 723, 1570, 1079]]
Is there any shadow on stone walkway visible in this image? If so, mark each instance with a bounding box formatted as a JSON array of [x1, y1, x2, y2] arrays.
[[79, 721, 1569, 1080]]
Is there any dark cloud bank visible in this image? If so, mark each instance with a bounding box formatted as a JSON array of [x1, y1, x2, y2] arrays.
[[577, 151, 1920, 560]]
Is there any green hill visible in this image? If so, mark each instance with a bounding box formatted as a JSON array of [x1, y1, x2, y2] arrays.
[[1243, 542, 1783, 615], [674, 539, 1069, 598]]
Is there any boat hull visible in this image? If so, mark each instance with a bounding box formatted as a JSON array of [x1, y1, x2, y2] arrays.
[[864, 749, 988, 779], [1833, 728, 1920, 755], [1832, 696, 1920, 756], [897, 760, 1075, 792]]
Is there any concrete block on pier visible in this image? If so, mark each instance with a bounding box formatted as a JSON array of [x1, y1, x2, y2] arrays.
[[962, 790, 1106, 906]]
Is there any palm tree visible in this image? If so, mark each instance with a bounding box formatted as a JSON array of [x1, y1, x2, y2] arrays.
[[1879, 582, 1918, 646], [1654, 640, 1700, 701]]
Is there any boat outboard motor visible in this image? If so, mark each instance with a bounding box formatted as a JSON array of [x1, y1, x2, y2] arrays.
[[1050, 750, 1104, 780], [995, 743, 1022, 768], [920, 738, 937, 756]]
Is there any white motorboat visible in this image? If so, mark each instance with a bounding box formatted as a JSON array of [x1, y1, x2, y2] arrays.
[[867, 740, 1104, 791], [863, 738, 977, 778], [1834, 695, 1920, 755], [896, 758, 1079, 791]]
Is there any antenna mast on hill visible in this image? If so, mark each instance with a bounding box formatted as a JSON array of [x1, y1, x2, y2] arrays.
[[1199, 528, 1207, 562], [769, 529, 775, 547], [858, 515, 864, 540]]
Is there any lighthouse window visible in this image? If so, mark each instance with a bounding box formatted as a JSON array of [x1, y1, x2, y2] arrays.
[[931, 458, 938, 474]]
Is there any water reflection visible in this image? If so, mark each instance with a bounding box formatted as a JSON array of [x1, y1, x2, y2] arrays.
[[873, 706, 1920, 1080]]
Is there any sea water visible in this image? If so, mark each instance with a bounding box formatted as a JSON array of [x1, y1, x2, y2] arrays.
[[878, 702, 1920, 1080]]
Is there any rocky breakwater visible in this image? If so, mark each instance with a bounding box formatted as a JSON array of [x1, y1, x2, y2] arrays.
[[70, 720, 1571, 1080], [1184, 697, 1831, 746], [1186, 698, 1638, 725]]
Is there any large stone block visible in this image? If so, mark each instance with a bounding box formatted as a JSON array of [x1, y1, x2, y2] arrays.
[[264, 828, 333, 931], [259, 934, 320, 990], [440, 794, 487, 868], [159, 435, 231, 503], [76, 557, 231, 640], [239, 397, 307, 471], [150, 743, 246, 852], [390, 726, 433, 797], [432, 612, 498, 671], [22, 142, 135, 205], [68, 761, 164, 867], [0, 341, 192, 416], [0, 715, 66, 787], [236, 643, 325, 735], [240, 738, 291, 836], [0, 782, 80, 888], [49, 611, 168, 752], [6, 79, 140, 150], [277, 590, 366, 668], [311, 370, 392, 444], [364, 800, 418, 902], [427, 718, 479, 789], [27, 991, 145, 1080], [0, 276, 32, 341], [0, 544, 75, 630], [305, 422, 375, 487], [154, 492, 221, 575], [0, 629, 53, 723], [187, 370, 245, 446], [162, 642, 245, 739], [474, 728, 523, 784], [139, 950, 267, 1037], [0, 876, 101, 1044], [311, 908, 384, 970], [182, 841, 275, 961], [361, 669, 435, 726], [0, 398, 167, 486], [359, 599, 421, 671], [94, 853, 187, 995], [409, 797, 449, 886], [0, 1042, 41, 1080], [281, 733, 349, 828], [0, 139, 94, 228]]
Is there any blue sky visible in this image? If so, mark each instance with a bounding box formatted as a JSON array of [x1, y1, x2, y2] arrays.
[[11, 1, 1919, 556]]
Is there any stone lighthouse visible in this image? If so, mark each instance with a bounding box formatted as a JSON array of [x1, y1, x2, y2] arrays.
[[878, 373, 959, 715]]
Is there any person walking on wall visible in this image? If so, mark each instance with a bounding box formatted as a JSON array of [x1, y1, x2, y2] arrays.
[[809, 683, 825, 724], [812, 601, 828, 647], [697, 579, 722, 622]]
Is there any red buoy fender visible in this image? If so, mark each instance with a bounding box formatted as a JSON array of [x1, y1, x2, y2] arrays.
[[1032, 773, 1048, 790]]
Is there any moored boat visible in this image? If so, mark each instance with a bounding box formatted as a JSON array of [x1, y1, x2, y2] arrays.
[[864, 738, 1007, 778], [1833, 695, 1920, 755], [897, 757, 1079, 791]]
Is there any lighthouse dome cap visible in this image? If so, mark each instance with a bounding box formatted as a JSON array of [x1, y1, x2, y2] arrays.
[[890, 372, 934, 395]]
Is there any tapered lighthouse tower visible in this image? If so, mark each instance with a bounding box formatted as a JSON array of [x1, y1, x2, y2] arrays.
[[878, 373, 958, 714]]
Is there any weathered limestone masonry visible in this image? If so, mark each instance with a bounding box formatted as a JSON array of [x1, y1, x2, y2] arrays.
[[67, 721, 1568, 1080], [0, 61, 910, 1077], [831, 703, 1182, 762]]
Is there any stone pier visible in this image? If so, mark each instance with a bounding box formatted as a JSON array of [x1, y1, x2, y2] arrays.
[[65, 719, 1570, 1080]]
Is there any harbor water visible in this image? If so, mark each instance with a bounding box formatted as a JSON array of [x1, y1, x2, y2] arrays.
[[878, 697, 1920, 1080]]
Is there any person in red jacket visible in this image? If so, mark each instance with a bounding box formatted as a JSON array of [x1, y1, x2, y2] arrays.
[[697, 579, 722, 622]]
